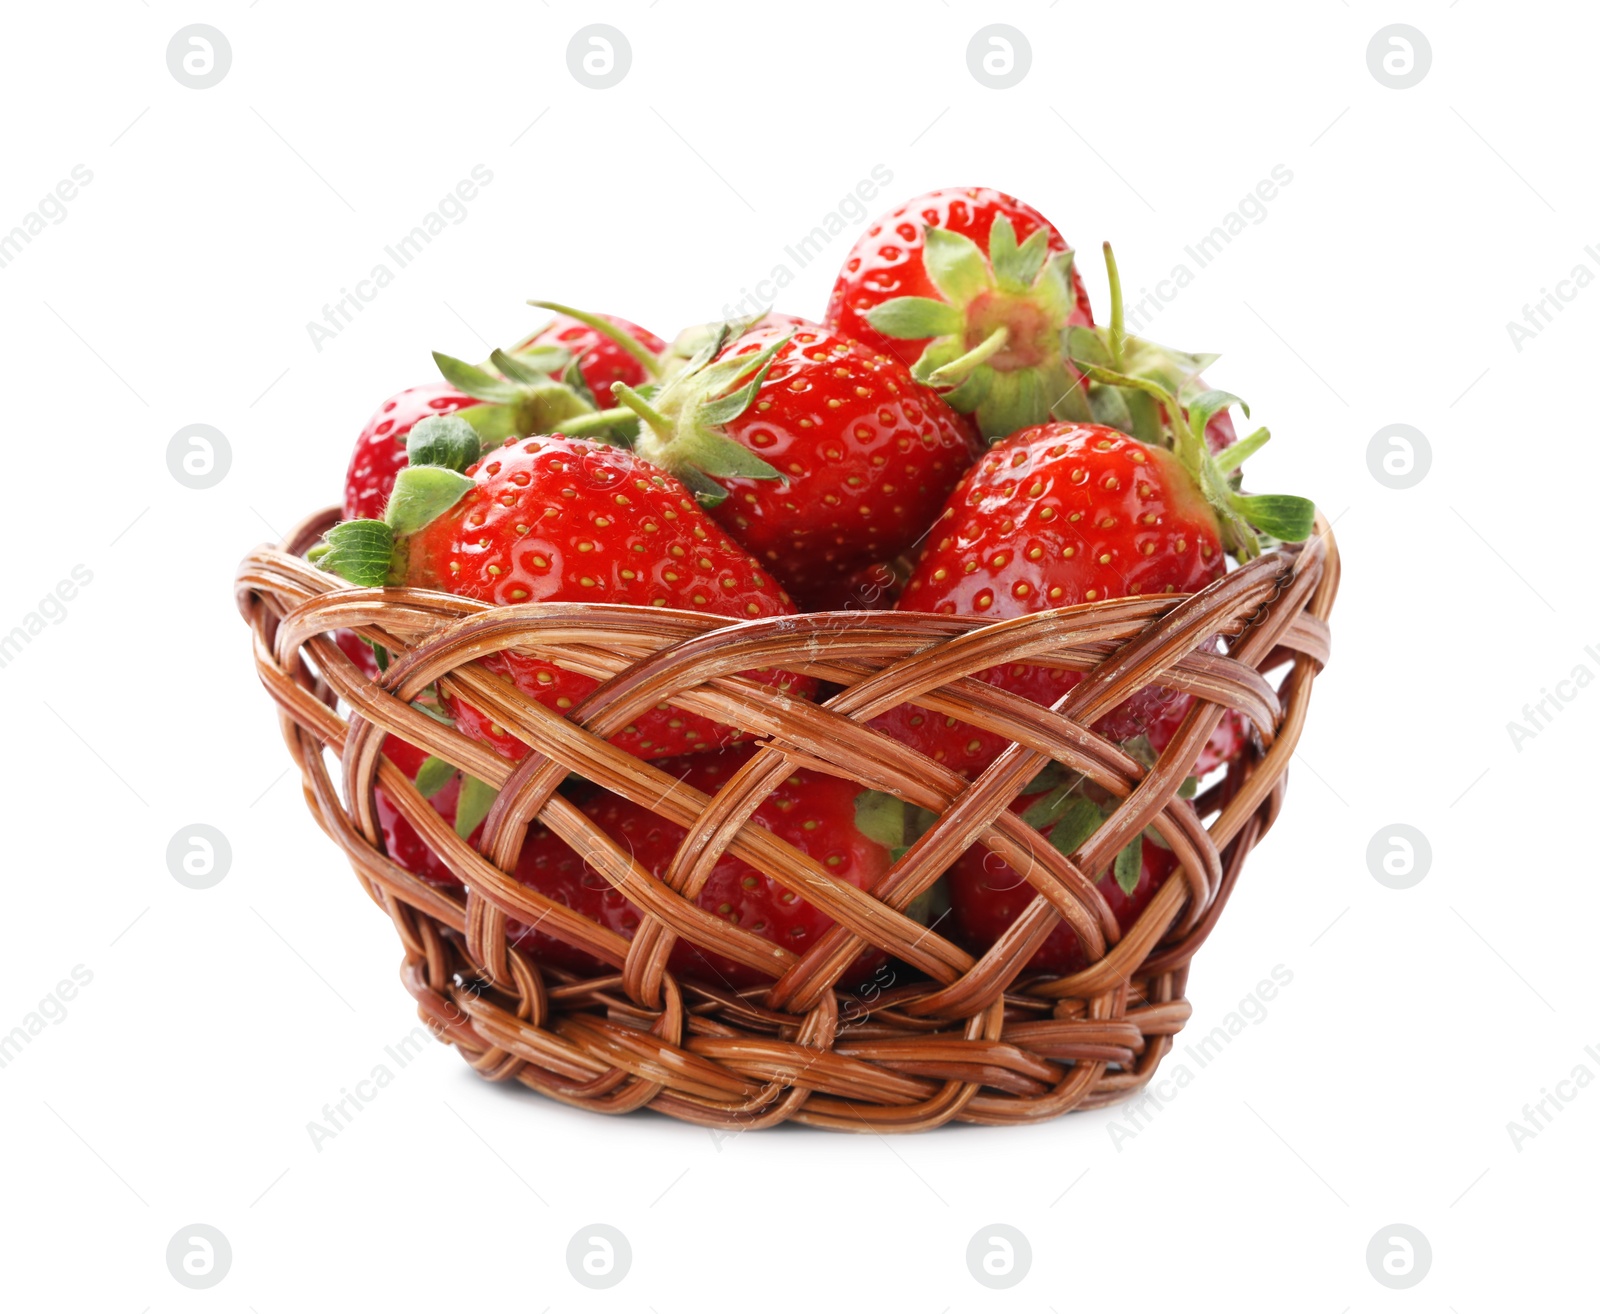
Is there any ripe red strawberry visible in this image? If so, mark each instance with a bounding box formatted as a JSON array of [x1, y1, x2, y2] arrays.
[[1146, 704, 1250, 779], [947, 779, 1179, 976], [514, 305, 667, 406], [322, 638, 503, 888], [317, 420, 807, 762], [343, 384, 475, 521], [369, 734, 492, 890], [828, 186, 1093, 368], [797, 560, 905, 613], [331, 623, 384, 680], [507, 747, 891, 988], [825, 186, 1094, 439], [883, 418, 1311, 776], [611, 317, 979, 604], [342, 322, 646, 522]]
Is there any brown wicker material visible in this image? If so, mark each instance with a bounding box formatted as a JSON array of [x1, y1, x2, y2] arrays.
[[235, 506, 1337, 1131]]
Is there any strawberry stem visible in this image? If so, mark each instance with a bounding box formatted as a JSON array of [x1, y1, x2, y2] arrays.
[[558, 406, 641, 438], [925, 325, 1010, 389], [1213, 425, 1271, 473], [1103, 242, 1127, 371], [611, 330, 787, 502], [610, 382, 672, 433]]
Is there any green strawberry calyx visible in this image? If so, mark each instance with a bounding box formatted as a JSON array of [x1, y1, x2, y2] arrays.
[[854, 790, 937, 864], [1070, 360, 1315, 560], [607, 324, 791, 508], [861, 216, 1092, 441], [1020, 778, 1145, 895], [1067, 243, 1229, 445], [662, 306, 782, 369], [853, 790, 949, 926], [433, 346, 637, 446], [413, 753, 499, 840], [312, 415, 481, 586]]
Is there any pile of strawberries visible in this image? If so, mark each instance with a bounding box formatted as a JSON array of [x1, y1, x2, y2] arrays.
[[317, 185, 1314, 989]]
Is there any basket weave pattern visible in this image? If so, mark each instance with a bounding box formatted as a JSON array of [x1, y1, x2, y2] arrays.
[[236, 507, 1337, 1131]]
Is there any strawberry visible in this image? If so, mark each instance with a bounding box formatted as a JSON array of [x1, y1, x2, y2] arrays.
[[825, 186, 1095, 439], [513, 306, 666, 407], [828, 186, 1093, 366], [1146, 704, 1250, 779], [507, 746, 891, 988], [610, 317, 979, 604], [796, 560, 905, 613], [947, 775, 1179, 976], [342, 323, 647, 522], [827, 189, 1247, 451], [369, 734, 496, 890], [343, 383, 476, 522], [883, 415, 1312, 776], [316, 418, 807, 762]]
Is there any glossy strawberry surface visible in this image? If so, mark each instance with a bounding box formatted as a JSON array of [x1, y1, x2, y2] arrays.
[[702, 319, 979, 602], [399, 436, 805, 761], [880, 422, 1225, 775]]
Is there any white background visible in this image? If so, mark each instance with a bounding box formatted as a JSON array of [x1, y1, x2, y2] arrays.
[[0, 1, 1592, 1308]]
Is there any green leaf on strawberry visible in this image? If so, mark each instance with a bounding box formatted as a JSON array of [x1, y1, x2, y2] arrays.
[[608, 326, 790, 507], [453, 775, 498, 840], [406, 414, 483, 473], [853, 789, 938, 863], [431, 349, 635, 445], [1040, 797, 1105, 856], [1112, 837, 1144, 895], [853, 790, 908, 850], [384, 465, 476, 536], [414, 755, 455, 799], [316, 520, 395, 588]]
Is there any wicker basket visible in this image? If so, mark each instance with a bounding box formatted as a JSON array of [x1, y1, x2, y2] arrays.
[[235, 506, 1337, 1132]]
